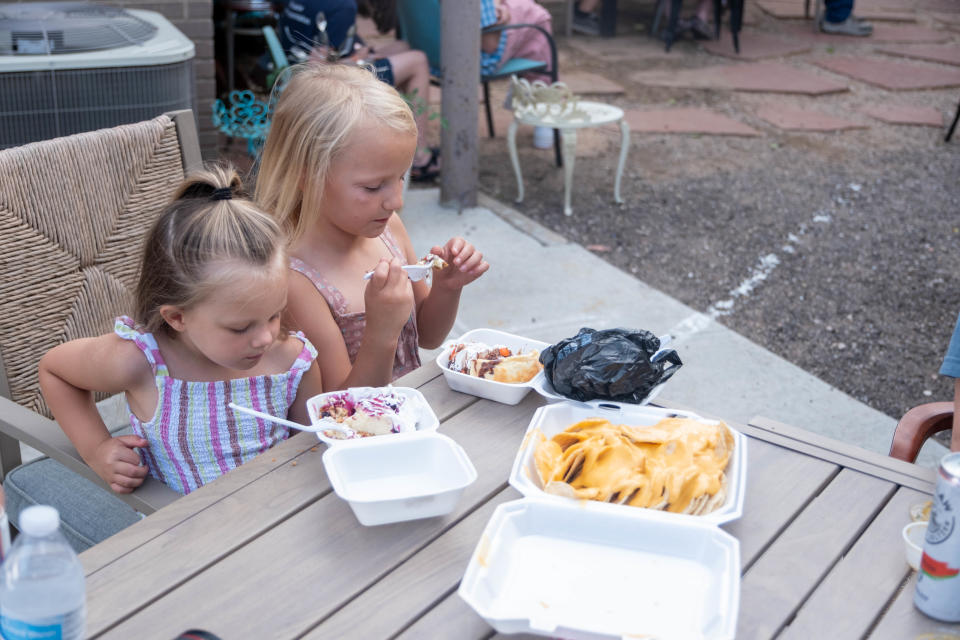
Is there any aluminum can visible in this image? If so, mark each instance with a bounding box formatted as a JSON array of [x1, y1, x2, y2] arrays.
[[915, 451, 960, 621]]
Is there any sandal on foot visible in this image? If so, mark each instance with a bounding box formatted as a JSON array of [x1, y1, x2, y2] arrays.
[[410, 147, 441, 182]]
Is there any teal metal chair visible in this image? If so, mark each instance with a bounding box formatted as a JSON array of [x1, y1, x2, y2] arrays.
[[211, 26, 288, 156], [395, 0, 559, 146]]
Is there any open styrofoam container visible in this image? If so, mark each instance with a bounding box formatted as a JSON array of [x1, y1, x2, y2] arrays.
[[322, 431, 477, 526], [509, 402, 747, 525], [435, 328, 550, 405], [459, 499, 740, 640], [530, 372, 667, 407], [306, 386, 439, 446]]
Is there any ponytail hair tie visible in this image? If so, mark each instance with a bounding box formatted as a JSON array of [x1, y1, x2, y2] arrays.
[[210, 187, 233, 201]]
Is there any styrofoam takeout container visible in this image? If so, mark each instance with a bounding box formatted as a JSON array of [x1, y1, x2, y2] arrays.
[[322, 431, 477, 526], [306, 386, 439, 447], [530, 371, 667, 407], [459, 499, 740, 640], [436, 328, 550, 405], [509, 402, 747, 525]]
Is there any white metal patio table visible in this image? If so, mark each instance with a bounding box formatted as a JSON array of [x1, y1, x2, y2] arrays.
[[507, 88, 629, 217]]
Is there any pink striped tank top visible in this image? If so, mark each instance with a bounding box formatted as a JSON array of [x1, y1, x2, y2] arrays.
[[289, 229, 421, 381], [114, 316, 318, 495]]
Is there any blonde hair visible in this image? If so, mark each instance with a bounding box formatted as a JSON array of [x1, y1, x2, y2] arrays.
[[255, 63, 418, 242], [136, 164, 286, 334]]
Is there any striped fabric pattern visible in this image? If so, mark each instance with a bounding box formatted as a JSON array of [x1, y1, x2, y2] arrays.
[[114, 316, 317, 495], [480, 0, 507, 74]]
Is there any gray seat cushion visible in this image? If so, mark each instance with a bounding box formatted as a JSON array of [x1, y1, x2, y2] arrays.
[[5, 458, 142, 553]]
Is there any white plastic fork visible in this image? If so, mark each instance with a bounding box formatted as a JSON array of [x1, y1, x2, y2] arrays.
[[362, 264, 434, 282], [228, 402, 356, 445]]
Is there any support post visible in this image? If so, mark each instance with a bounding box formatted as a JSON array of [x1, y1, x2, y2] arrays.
[[439, 0, 481, 209]]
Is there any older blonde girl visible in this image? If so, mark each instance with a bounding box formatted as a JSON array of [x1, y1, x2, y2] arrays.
[[256, 63, 488, 391]]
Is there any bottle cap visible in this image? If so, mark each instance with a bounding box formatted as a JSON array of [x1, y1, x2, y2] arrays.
[[19, 505, 60, 537]]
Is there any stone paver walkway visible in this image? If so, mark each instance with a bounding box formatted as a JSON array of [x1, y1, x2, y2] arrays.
[[633, 61, 849, 94], [815, 56, 960, 90], [560, 71, 625, 95], [531, 0, 959, 138], [400, 0, 960, 146], [860, 104, 945, 126], [623, 108, 759, 135], [702, 32, 811, 60], [877, 43, 960, 67], [755, 104, 868, 131], [775, 21, 949, 43]]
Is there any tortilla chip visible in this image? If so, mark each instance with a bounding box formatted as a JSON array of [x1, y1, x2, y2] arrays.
[[490, 351, 542, 383], [531, 417, 734, 516], [544, 481, 578, 498]]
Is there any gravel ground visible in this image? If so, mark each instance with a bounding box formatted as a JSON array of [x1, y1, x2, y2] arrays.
[[475, 57, 960, 433]]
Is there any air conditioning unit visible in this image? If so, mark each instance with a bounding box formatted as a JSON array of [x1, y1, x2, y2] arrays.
[[0, 2, 195, 149]]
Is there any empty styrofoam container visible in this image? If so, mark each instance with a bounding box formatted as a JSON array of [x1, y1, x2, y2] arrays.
[[459, 499, 740, 640], [322, 431, 477, 526], [509, 402, 747, 525], [435, 328, 549, 405]]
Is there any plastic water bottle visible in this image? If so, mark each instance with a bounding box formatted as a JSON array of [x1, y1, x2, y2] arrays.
[[0, 505, 86, 640]]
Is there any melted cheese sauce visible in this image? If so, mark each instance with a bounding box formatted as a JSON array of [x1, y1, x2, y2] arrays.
[[533, 417, 734, 514]]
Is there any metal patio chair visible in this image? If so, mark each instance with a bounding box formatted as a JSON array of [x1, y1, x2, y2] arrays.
[[395, 0, 562, 165]]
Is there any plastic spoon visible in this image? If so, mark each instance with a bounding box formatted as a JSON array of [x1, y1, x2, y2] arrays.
[[227, 402, 355, 445], [362, 264, 434, 282]]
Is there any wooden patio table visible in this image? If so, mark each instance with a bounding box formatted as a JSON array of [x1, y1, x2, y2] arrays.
[[81, 361, 960, 639]]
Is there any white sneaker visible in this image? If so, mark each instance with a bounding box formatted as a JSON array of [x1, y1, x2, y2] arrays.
[[533, 126, 553, 149], [819, 15, 873, 36]]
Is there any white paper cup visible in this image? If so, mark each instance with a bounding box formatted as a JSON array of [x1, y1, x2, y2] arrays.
[[903, 521, 927, 571]]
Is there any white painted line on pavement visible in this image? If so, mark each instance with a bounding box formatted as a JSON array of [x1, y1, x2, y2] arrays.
[[666, 199, 845, 343]]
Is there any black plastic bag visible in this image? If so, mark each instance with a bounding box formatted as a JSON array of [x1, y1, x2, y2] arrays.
[[539, 327, 682, 403]]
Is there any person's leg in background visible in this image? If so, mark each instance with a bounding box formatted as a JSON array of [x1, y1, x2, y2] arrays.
[[573, 0, 600, 34], [681, 0, 713, 40], [377, 43, 438, 179], [499, 0, 556, 149]]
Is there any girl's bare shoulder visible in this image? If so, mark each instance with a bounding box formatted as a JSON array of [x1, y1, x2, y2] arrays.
[[266, 333, 313, 373]]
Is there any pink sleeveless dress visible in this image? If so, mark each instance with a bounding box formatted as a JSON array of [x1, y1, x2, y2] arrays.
[[289, 229, 421, 381]]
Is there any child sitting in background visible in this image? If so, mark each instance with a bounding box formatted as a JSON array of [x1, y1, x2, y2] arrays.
[[276, 0, 439, 180], [482, 0, 556, 149], [39, 165, 323, 496], [255, 63, 489, 391]]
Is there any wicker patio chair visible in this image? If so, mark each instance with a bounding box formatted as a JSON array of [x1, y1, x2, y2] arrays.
[[0, 110, 201, 548]]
